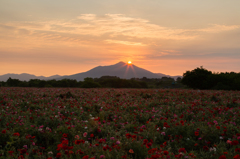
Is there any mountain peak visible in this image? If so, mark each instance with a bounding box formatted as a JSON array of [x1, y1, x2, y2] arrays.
[[115, 61, 126, 65]]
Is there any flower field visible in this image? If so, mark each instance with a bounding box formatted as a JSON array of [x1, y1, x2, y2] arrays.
[[1, 88, 240, 159]]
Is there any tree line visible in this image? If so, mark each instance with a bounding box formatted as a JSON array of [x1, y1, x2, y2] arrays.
[[181, 66, 240, 90], [0, 76, 182, 89]]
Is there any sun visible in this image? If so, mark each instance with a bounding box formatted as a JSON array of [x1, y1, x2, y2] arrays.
[[128, 61, 132, 64]]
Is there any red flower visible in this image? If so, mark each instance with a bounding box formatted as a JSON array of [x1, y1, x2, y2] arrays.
[[75, 140, 81, 145], [163, 150, 169, 155], [90, 134, 94, 138], [82, 155, 89, 159], [62, 133, 68, 138], [103, 146, 108, 151], [178, 148, 186, 153], [13, 132, 20, 136], [8, 151, 14, 155], [235, 148, 240, 152], [146, 142, 152, 148], [125, 133, 132, 139], [1, 130, 6, 134], [218, 155, 226, 159], [194, 131, 199, 136], [62, 139, 69, 145], [203, 146, 209, 151], [143, 139, 148, 145], [232, 140, 239, 145], [76, 149, 84, 154], [56, 153, 61, 158], [234, 154, 240, 159]]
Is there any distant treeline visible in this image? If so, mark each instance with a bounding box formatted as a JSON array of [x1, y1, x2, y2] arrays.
[[0, 76, 182, 88], [182, 66, 240, 90]]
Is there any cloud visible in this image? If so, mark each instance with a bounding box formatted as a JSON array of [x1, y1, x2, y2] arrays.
[[105, 39, 146, 46], [1, 14, 239, 44]]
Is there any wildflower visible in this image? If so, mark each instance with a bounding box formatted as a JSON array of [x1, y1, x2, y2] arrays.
[[82, 155, 89, 159], [56, 153, 61, 158], [163, 150, 169, 155], [129, 149, 134, 153], [75, 140, 82, 145], [90, 134, 94, 138], [110, 137, 115, 140], [194, 131, 199, 136], [8, 151, 14, 156], [161, 132, 166, 135], [13, 132, 20, 136], [226, 140, 232, 145], [235, 148, 240, 152], [1, 130, 6, 134], [116, 140, 121, 145], [83, 132, 87, 137], [23, 145, 27, 149], [218, 155, 226, 159], [178, 148, 186, 153], [100, 155, 105, 158], [75, 135, 80, 139], [233, 154, 240, 159]]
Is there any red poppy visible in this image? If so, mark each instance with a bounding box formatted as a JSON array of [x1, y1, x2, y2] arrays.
[[8, 151, 14, 155], [178, 148, 186, 153], [82, 155, 89, 159], [235, 148, 240, 152], [1, 130, 6, 134], [219, 155, 226, 159], [232, 140, 239, 145], [75, 140, 81, 145], [62, 139, 69, 145], [90, 134, 94, 138], [163, 150, 169, 155], [56, 153, 61, 158], [143, 139, 148, 145], [125, 133, 132, 139], [13, 132, 20, 136], [129, 149, 134, 153], [62, 133, 68, 138], [203, 146, 209, 151], [146, 142, 152, 148], [234, 154, 240, 159], [194, 131, 199, 136]]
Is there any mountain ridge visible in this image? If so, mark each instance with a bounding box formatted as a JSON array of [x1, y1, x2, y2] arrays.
[[0, 62, 182, 82]]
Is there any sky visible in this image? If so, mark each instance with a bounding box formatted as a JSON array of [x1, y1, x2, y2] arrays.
[[1, 0, 240, 76]]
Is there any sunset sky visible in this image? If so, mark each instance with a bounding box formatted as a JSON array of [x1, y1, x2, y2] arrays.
[[1, 0, 240, 76]]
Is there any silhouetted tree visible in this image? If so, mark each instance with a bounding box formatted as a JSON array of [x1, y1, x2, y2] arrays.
[[181, 66, 212, 89]]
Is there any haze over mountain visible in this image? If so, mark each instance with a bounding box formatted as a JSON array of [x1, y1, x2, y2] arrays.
[[0, 73, 61, 82], [0, 62, 181, 82]]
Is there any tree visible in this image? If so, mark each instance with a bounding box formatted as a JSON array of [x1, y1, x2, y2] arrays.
[[181, 66, 212, 89]]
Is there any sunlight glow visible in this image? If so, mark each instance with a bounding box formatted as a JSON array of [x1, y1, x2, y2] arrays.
[[128, 61, 132, 64]]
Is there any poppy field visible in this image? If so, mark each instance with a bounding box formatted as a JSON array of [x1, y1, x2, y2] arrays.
[[1, 87, 240, 159]]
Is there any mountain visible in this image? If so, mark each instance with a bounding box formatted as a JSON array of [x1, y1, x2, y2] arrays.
[[0, 73, 61, 82], [0, 62, 182, 82], [56, 61, 172, 81]]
